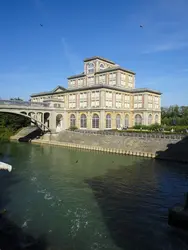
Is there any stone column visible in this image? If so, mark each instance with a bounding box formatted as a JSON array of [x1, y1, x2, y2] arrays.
[[87, 112, 91, 130], [116, 71, 121, 87], [100, 110, 105, 130], [143, 112, 148, 126], [49, 111, 56, 132]]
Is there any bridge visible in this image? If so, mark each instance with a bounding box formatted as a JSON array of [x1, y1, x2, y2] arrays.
[[0, 100, 67, 132]]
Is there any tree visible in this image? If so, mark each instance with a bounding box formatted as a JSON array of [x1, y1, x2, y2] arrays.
[[10, 97, 23, 101], [161, 105, 188, 125]]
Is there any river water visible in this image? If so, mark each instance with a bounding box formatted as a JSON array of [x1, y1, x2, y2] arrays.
[[0, 142, 188, 250]]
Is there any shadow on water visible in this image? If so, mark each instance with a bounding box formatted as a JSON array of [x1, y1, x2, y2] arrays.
[[85, 159, 188, 250], [0, 171, 48, 250]]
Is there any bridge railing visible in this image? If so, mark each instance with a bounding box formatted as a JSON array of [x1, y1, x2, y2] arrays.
[[0, 100, 50, 107]]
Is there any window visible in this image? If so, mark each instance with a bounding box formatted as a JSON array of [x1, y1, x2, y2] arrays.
[[70, 80, 76, 86], [106, 91, 112, 99], [70, 114, 76, 127], [109, 73, 116, 86], [148, 103, 152, 109], [148, 114, 152, 125], [78, 79, 83, 87], [92, 114, 99, 128], [125, 103, 130, 108], [69, 94, 76, 108], [80, 114, 87, 128], [106, 114, 111, 128], [106, 100, 112, 108], [125, 95, 130, 109], [91, 91, 99, 98], [148, 95, 153, 101], [99, 74, 105, 84], [155, 115, 159, 124], [100, 64, 104, 71], [87, 63, 94, 74], [128, 75, 133, 82], [91, 101, 99, 107], [121, 73, 126, 80], [116, 114, 121, 129], [116, 101, 122, 108], [80, 102, 87, 108], [135, 114, 142, 125], [91, 91, 100, 107], [87, 76, 94, 84], [125, 115, 129, 127]]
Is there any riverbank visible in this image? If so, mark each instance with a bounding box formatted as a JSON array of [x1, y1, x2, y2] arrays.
[[0, 127, 16, 142], [18, 129, 187, 163], [10, 129, 188, 163]]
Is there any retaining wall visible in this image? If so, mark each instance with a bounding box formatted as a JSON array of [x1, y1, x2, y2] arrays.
[[33, 130, 188, 162]]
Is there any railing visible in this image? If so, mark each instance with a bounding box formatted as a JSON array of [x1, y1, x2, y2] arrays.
[[71, 129, 187, 140], [0, 100, 50, 107]]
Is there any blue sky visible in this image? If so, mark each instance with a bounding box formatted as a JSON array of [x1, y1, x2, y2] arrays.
[[0, 0, 188, 106]]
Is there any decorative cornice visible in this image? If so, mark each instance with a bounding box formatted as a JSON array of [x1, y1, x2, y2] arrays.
[[67, 73, 86, 80], [95, 66, 136, 75], [31, 85, 161, 97]]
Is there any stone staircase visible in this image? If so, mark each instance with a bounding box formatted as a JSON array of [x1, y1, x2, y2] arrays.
[[10, 126, 41, 141]]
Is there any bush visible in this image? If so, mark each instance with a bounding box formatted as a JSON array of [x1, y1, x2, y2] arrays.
[[69, 126, 78, 131]]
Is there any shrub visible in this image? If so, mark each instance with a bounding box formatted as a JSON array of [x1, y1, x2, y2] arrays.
[[69, 126, 78, 131]]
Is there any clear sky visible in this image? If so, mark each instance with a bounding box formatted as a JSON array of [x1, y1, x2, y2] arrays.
[[0, 0, 188, 106]]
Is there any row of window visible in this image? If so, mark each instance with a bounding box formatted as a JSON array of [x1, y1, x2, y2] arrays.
[[69, 114, 159, 129], [69, 74, 134, 87], [69, 93, 132, 101]]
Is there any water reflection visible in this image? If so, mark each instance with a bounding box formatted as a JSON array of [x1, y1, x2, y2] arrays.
[[0, 142, 188, 249]]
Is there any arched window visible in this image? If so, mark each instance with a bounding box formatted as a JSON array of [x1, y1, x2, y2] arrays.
[[100, 63, 104, 71], [106, 114, 111, 129], [87, 63, 94, 74], [148, 114, 152, 125], [135, 114, 142, 125], [80, 114, 87, 128], [125, 114, 129, 127], [155, 114, 159, 124], [116, 114, 121, 129], [92, 114, 99, 128], [70, 114, 76, 127]]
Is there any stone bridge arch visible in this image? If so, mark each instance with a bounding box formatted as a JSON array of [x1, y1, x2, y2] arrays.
[[0, 110, 50, 132]]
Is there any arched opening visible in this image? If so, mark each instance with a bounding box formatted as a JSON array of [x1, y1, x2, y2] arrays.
[[87, 63, 94, 74], [100, 63, 104, 71], [155, 114, 159, 124], [44, 112, 50, 129], [106, 114, 111, 129], [70, 114, 76, 127], [135, 114, 142, 125], [20, 111, 27, 115], [148, 114, 152, 125], [80, 114, 87, 128], [116, 114, 121, 129], [56, 114, 63, 132], [125, 114, 129, 127], [92, 114, 99, 129], [0, 111, 50, 132]]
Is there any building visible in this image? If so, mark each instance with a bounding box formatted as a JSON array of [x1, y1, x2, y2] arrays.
[[31, 56, 161, 131]]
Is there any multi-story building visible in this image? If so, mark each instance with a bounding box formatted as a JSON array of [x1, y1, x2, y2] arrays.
[[31, 56, 161, 131]]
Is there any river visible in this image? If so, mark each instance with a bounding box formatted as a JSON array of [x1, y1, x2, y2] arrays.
[[0, 142, 188, 250]]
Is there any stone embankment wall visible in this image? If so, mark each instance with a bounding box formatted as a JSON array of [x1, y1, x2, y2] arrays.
[[32, 131, 188, 162]]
